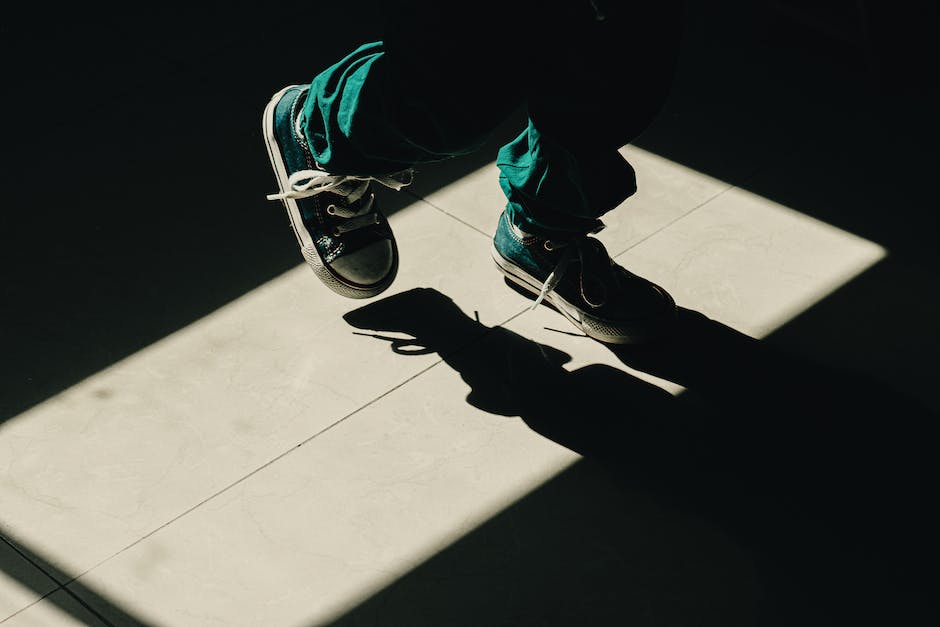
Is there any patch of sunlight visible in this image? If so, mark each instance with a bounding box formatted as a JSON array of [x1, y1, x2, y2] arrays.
[[1, 149, 886, 626]]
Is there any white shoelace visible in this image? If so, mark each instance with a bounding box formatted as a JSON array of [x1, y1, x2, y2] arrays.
[[266, 168, 413, 202], [532, 244, 574, 310], [531, 223, 610, 311], [267, 168, 413, 233]]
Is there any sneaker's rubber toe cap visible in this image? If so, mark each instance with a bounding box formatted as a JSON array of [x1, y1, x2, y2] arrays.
[[329, 240, 395, 287]]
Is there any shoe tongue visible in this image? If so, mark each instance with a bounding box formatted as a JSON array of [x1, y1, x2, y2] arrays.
[[332, 178, 369, 197], [514, 219, 607, 241]]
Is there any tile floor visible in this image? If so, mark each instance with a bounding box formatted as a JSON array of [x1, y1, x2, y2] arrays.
[[0, 140, 896, 626], [3, 2, 938, 626], [0, 140, 884, 625]]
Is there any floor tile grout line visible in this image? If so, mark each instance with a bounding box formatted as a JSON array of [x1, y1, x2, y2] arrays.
[[405, 190, 494, 240], [400, 187, 536, 327], [392, 187, 537, 330], [0, 600, 47, 625], [405, 177, 742, 262], [611, 182, 737, 260]]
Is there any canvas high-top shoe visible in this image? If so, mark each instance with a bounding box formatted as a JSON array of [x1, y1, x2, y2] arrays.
[[492, 210, 676, 344], [263, 85, 411, 298]]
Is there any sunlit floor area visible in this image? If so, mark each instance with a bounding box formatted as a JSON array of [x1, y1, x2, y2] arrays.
[[2, 2, 938, 626]]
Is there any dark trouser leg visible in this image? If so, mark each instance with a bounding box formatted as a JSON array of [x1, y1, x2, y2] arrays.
[[499, 1, 685, 236], [300, 1, 531, 173]]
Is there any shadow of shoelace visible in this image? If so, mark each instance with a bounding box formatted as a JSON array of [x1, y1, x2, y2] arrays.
[[342, 287, 939, 625]]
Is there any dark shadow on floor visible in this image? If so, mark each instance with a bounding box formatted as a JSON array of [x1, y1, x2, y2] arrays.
[[331, 286, 938, 626], [0, 534, 151, 626]]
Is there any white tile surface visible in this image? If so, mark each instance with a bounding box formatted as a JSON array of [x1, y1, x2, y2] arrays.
[[64, 359, 580, 627], [614, 186, 886, 339], [607, 146, 733, 255], [0, 199, 519, 589]]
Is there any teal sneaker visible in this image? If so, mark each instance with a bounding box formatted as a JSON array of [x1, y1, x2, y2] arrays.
[[492, 211, 677, 344], [262, 85, 411, 298]]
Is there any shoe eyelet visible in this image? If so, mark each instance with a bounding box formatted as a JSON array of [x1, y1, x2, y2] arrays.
[[332, 228, 341, 237], [325, 205, 337, 216], [543, 240, 555, 252], [373, 214, 381, 224]]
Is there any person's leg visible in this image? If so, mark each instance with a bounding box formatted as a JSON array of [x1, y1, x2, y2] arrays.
[[290, 0, 682, 242], [263, 1, 534, 298], [298, 43, 515, 175], [498, 0, 685, 237], [497, 121, 639, 237], [301, 1, 532, 175], [491, 1, 686, 343], [264, 0, 686, 344]]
